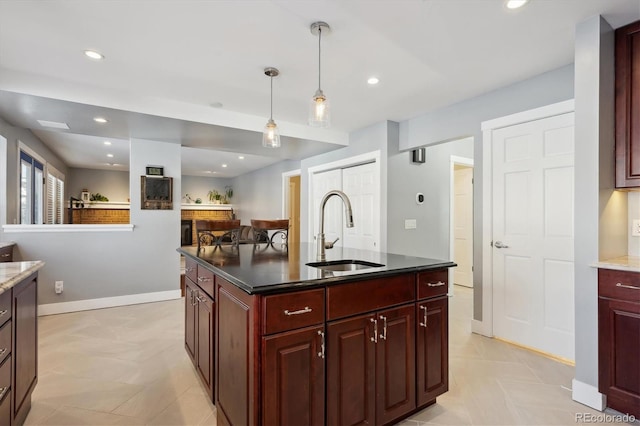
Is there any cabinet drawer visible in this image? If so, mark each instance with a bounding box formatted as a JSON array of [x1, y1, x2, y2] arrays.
[[0, 321, 10, 366], [196, 265, 215, 299], [0, 246, 12, 263], [417, 270, 448, 300], [185, 257, 198, 284], [0, 385, 9, 426], [0, 291, 10, 328], [327, 274, 415, 321], [599, 269, 640, 302], [262, 289, 325, 334]]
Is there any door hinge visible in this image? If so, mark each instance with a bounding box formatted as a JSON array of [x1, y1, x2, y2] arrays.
[[490, 240, 493, 247]]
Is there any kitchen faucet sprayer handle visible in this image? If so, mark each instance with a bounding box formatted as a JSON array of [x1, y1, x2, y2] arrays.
[[325, 237, 339, 249]]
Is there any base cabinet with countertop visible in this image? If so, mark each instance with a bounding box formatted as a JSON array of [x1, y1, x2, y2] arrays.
[[180, 244, 454, 426], [0, 262, 42, 426], [598, 267, 640, 418]]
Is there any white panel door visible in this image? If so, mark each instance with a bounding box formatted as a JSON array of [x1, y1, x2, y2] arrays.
[[492, 112, 575, 360], [342, 162, 380, 251], [312, 169, 343, 247], [453, 166, 473, 287]]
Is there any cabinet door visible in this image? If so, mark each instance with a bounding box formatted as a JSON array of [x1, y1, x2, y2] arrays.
[[615, 20, 640, 188], [416, 297, 448, 407], [375, 304, 416, 424], [196, 290, 215, 399], [598, 298, 640, 417], [13, 275, 38, 425], [184, 280, 197, 362], [262, 325, 324, 426], [327, 313, 376, 426]]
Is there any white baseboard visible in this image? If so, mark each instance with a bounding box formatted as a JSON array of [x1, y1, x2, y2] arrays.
[[38, 290, 182, 316], [572, 379, 606, 411], [471, 319, 493, 337]]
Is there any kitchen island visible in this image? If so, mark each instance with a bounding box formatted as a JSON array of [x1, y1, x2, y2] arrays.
[[178, 243, 455, 426], [0, 261, 43, 425]]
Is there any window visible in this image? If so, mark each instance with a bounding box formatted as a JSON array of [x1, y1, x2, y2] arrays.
[[20, 150, 44, 224], [46, 165, 65, 224]]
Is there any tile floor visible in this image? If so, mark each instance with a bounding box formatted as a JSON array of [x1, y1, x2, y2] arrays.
[[24, 286, 636, 425]]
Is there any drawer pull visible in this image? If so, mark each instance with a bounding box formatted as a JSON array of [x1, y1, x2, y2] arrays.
[[197, 276, 212, 283], [185, 266, 195, 273], [379, 315, 387, 340], [427, 281, 446, 287], [317, 330, 325, 359], [370, 318, 378, 343], [0, 348, 6, 357], [0, 310, 6, 318], [0, 253, 9, 258], [195, 295, 207, 303], [616, 282, 640, 290], [0, 387, 8, 403], [284, 307, 312, 316], [419, 305, 428, 327]]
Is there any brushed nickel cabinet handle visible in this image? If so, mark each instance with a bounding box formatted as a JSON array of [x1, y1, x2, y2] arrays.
[[0, 253, 9, 258], [195, 295, 207, 303], [284, 307, 312, 316], [197, 276, 212, 283], [185, 266, 195, 273], [379, 315, 387, 340], [0, 310, 7, 317], [317, 330, 325, 359], [616, 282, 640, 290], [427, 281, 446, 287], [0, 386, 8, 402], [419, 305, 428, 327], [0, 348, 6, 357], [370, 318, 378, 343]]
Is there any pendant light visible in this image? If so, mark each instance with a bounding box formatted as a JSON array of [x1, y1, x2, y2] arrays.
[[309, 21, 331, 127], [262, 67, 280, 148]]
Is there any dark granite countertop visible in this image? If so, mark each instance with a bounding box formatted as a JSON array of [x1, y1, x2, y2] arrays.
[[178, 243, 456, 295]]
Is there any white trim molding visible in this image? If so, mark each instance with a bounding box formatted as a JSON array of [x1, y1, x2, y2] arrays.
[[38, 289, 182, 316], [572, 379, 606, 411], [281, 169, 301, 218], [479, 99, 575, 338], [448, 152, 474, 297], [3, 224, 135, 233]]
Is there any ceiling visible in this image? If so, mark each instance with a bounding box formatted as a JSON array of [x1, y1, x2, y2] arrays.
[[0, 0, 638, 177]]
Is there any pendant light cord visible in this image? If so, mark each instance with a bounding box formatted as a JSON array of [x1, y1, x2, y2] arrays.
[[270, 75, 274, 120], [318, 26, 322, 91]]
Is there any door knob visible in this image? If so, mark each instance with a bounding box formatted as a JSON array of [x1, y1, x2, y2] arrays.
[[494, 241, 509, 249]]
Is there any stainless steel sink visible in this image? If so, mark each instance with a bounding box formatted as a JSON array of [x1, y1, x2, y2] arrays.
[[306, 259, 384, 271]]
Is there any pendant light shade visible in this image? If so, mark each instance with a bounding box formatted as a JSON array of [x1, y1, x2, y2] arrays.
[[309, 21, 330, 127], [262, 67, 280, 148]]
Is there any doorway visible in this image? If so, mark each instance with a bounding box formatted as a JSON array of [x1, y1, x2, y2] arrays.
[[450, 156, 474, 290], [282, 170, 301, 245]]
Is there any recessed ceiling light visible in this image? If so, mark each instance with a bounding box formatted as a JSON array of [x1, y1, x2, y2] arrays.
[[37, 120, 70, 129], [106, 154, 114, 158], [93, 117, 108, 124], [367, 77, 379, 85], [84, 50, 104, 60], [222, 164, 228, 168], [238, 156, 245, 160], [505, 0, 528, 9], [103, 141, 112, 145]]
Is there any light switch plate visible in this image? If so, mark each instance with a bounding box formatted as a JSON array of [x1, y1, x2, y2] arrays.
[[405, 219, 417, 229], [632, 219, 640, 237]]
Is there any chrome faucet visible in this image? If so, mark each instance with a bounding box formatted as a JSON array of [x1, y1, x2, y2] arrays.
[[317, 190, 354, 261]]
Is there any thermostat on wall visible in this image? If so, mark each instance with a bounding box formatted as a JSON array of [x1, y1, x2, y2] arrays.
[[416, 193, 425, 205]]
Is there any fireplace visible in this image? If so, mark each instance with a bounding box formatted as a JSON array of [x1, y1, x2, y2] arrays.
[[181, 220, 193, 246]]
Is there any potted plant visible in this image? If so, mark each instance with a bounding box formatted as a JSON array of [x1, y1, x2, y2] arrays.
[[208, 189, 221, 204], [223, 186, 233, 204]]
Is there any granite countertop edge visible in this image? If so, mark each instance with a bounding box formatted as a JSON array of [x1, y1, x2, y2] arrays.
[[591, 255, 640, 273], [0, 261, 45, 295], [178, 246, 455, 295]]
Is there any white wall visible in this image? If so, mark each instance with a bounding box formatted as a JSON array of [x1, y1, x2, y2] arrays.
[[181, 175, 232, 204], [387, 138, 473, 260], [231, 160, 300, 224], [67, 168, 130, 202], [630, 192, 640, 256]]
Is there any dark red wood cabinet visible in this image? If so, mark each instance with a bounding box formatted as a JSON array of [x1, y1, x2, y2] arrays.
[[184, 262, 450, 426], [615, 20, 640, 188], [598, 269, 640, 418], [183, 261, 214, 400]]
